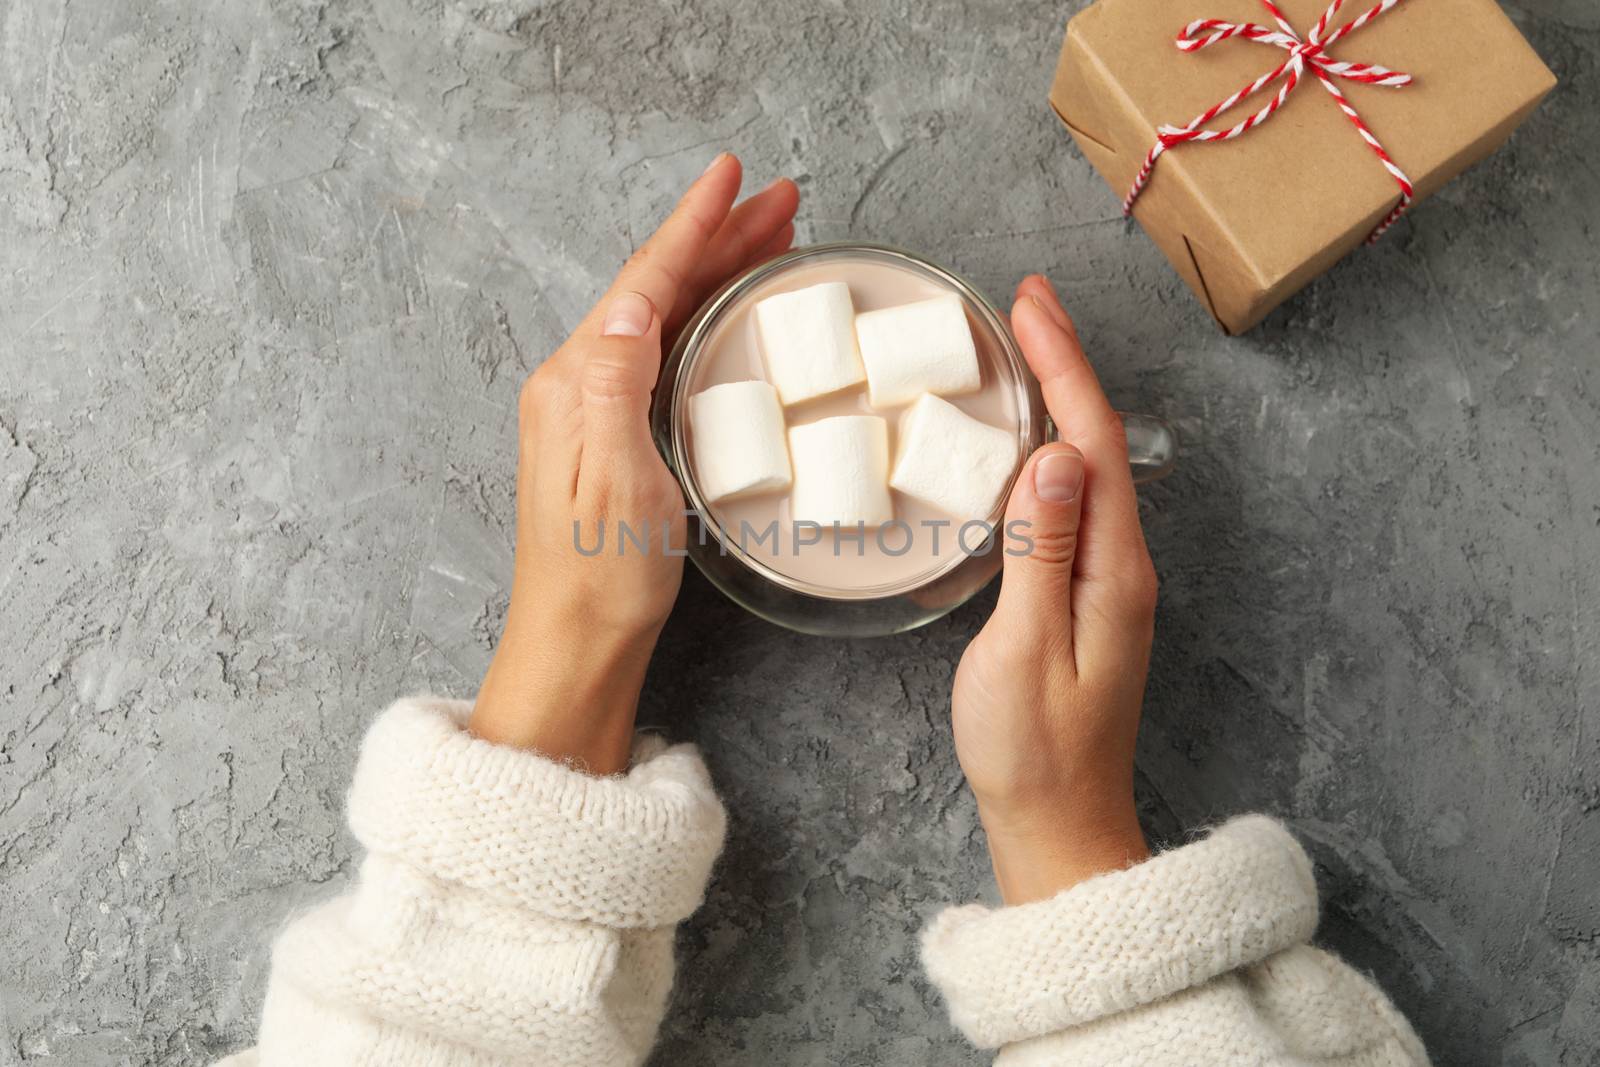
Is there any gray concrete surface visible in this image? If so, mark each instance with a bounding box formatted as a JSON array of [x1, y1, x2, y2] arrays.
[[1, 0, 1597, 1063]]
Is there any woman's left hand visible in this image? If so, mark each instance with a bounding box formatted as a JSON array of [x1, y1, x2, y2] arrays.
[[471, 154, 798, 773], [951, 276, 1156, 903]]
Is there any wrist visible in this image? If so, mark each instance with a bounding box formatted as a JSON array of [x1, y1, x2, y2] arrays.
[[470, 607, 660, 774], [978, 787, 1148, 905]]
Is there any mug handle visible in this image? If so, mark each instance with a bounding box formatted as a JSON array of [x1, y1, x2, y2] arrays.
[[1045, 412, 1177, 485]]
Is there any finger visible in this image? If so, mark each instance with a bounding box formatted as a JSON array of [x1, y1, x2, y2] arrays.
[[577, 291, 664, 502], [747, 221, 796, 266], [993, 444, 1086, 670], [1012, 278, 1114, 449], [1015, 273, 1074, 333], [592, 153, 744, 338], [1011, 282, 1153, 642], [1011, 279, 1135, 528], [676, 177, 800, 326]]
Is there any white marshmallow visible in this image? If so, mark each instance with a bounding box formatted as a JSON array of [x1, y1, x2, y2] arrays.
[[854, 293, 981, 408], [689, 380, 793, 503], [753, 282, 867, 406], [890, 394, 1017, 521], [787, 415, 893, 529]]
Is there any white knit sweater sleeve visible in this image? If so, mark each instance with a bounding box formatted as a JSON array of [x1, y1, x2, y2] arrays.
[[921, 816, 1431, 1066], [216, 696, 727, 1067]]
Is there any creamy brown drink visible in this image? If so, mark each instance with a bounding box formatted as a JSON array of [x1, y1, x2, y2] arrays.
[[682, 256, 1024, 594]]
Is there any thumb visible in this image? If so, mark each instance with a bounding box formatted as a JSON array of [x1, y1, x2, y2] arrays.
[[994, 444, 1086, 650], [581, 290, 664, 462]]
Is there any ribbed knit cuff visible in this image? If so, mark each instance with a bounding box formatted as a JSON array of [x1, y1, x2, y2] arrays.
[[921, 815, 1319, 1049], [347, 697, 727, 929]]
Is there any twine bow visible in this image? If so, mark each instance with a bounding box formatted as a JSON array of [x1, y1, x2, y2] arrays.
[[1124, 0, 1416, 242]]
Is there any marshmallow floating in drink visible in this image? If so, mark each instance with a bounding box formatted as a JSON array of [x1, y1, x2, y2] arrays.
[[788, 415, 893, 528], [854, 293, 981, 409], [689, 380, 793, 503], [753, 282, 867, 406], [891, 394, 1016, 521]]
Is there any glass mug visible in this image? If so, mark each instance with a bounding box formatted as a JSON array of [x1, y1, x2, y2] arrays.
[[650, 243, 1176, 637]]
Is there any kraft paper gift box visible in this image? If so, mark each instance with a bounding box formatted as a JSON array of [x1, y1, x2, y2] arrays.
[[1050, 0, 1556, 334]]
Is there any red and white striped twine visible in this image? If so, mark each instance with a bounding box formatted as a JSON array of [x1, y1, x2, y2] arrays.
[[1123, 0, 1416, 243]]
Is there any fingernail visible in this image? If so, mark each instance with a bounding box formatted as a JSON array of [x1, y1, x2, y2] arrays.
[[602, 291, 654, 337], [702, 151, 731, 177], [1039, 274, 1061, 301], [1031, 286, 1072, 330], [1035, 450, 1085, 503]]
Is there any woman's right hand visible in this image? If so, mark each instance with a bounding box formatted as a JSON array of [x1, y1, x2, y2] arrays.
[[951, 275, 1158, 905], [471, 154, 798, 775]]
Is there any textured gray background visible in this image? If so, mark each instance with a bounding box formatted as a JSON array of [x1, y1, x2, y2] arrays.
[[1, 0, 1597, 1063]]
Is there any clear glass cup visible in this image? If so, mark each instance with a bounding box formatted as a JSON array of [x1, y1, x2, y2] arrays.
[[651, 243, 1175, 637]]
